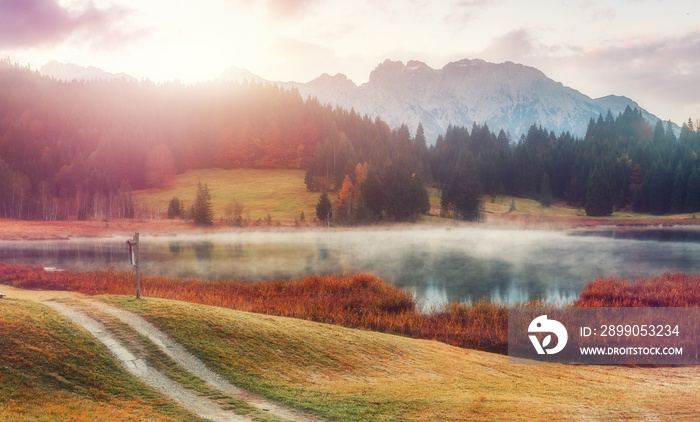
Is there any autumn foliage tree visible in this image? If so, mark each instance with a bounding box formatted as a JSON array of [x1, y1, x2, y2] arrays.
[[336, 175, 355, 218], [146, 145, 176, 188]]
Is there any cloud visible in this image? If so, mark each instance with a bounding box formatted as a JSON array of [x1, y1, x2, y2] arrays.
[[444, 0, 499, 28], [266, 0, 318, 20], [477, 28, 700, 122], [479, 29, 536, 62], [0, 0, 133, 48], [567, 31, 700, 120]]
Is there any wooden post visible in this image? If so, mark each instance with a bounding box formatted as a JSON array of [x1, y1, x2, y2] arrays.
[[134, 232, 140, 299], [127, 233, 141, 299]]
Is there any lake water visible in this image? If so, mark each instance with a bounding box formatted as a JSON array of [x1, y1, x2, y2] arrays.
[[2, 226, 700, 308]]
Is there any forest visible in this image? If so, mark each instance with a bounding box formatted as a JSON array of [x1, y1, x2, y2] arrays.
[[0, 61, 428, 222], [1, 59, 699, 222], [437, 108, 700, 217]]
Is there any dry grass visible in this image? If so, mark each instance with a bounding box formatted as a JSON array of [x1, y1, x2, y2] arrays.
[[105, 296, 700, 421], [0, 298, 203, 421], [0, 264, 508, 354], [133, 168, 325, 222], [482, 195, 582, 218], [576, 272, 700, 307], [3, 265, 700, 420], [0, 217, 191, 240]]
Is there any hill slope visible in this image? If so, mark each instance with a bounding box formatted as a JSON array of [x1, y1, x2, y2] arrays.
[[0, 296, 201, 421], [108, 295, 700, 421], [3, 286, 700, 421]]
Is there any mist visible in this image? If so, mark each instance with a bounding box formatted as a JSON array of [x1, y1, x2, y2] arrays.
[[2, 226, 700, 308]]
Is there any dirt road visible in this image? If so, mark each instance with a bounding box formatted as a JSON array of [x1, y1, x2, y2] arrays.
[[1, 286, 325, 422]]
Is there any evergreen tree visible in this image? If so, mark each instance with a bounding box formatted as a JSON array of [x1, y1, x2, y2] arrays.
[[414, 123, 427, 149], [441, 153, 483, 221], [585, 164, 613, 216], [670, 163, 687, 214], [362, 168, 384, 218], [383, 162, 430, 221], [645, 159, 673, 215], [685, 167, 700, 212], [539, 173, 553, 207], [167, 197, 181, 219], [193, 181, 213, 225], [316, 192, 332, 226]]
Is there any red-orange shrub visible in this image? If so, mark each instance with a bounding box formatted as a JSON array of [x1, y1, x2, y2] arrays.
[[575, 272, 700, 307], [0, 263, 508, 353]]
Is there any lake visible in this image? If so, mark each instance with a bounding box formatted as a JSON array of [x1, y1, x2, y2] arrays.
[[2, 226, 700, 308]]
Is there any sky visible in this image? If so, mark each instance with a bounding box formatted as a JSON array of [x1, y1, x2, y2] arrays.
[[1, 0, 699, 124]]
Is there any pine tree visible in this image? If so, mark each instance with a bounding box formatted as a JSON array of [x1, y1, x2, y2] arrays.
[[167, 197, 181, 219], [670, 163, 686, 214], [362, 168, 384, 218], [193, 181, 213, 226], [585, 164, 613, 216], [539, 173, 553, 207], [441, 154, 482, 221], [316, 192, 332, 226], [685, 167, 700, 212], [645, 159, 673, 215]]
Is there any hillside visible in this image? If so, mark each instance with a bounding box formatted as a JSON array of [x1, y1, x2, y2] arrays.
[[2, 287, 698, 421], [132, 168, 321, 222], [0, 294, 202, 421]]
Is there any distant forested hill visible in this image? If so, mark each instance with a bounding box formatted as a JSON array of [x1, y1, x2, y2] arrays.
[[1, 60, 699, 222], [0, 62, 430, 221]]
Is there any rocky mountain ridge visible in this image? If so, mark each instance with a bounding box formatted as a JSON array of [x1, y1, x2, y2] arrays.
[[291, 58, 673, 143], [38, 59, 676, 143]]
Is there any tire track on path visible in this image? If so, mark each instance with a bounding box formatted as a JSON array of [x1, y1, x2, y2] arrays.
[[44, 301, 253, 422], [89, 301, 327, 422]]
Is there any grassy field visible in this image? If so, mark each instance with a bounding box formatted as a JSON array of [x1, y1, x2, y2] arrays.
[[2, 168, 696, 240], [130, 170, 591, 227], [133, 168, 329, 223], [3, 276, 700, 420], [103, 295, 700, 421], [0, 298, 203, 421]]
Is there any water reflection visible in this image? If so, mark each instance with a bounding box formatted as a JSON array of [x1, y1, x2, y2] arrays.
[[2, 227, 700, 307], [169, 242, 182, 255]]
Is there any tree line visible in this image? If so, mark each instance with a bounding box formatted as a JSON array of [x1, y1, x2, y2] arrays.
[[436, 107, 700, 217], [0, 61, 427, 221], [1, 59, 699, 223]]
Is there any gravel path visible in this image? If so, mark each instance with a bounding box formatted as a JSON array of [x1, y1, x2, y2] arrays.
[[44, 301, 253, 422], [7, 285, 327, 422], [90, 301, 327, 422]]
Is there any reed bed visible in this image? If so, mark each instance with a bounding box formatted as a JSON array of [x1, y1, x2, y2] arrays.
[[575, 272, 700, 307], [3, 263, 697, 355], [0, 263, 509, 353]]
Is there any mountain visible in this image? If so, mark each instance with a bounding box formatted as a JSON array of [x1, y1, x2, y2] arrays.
[[40, 61, 136, 82], [218, 65, 266, 84], [39, 58, 676, 143], [594, 95, 665, 125], [291, 58, 674, 143]]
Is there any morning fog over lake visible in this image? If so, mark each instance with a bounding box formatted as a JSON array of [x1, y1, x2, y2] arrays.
[[3, 226, 700, 308]]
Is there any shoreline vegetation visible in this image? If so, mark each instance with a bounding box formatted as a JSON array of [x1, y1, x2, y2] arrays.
[[2, 165, 700, 241], [2, 264, 698, 355], [2, 209, 700, 241]]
